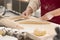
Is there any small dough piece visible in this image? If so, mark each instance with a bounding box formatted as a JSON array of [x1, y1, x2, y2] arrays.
[[34, 29, 46, 36], [0, 30, 4, 35]]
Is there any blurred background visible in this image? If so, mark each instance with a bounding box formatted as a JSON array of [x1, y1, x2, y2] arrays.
[[0, 0, 40, 17], [0, 0, 30, 13]]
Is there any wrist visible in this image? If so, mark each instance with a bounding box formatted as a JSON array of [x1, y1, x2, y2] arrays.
[[45, 13, 54, 20], [26, 6, 33, 13]]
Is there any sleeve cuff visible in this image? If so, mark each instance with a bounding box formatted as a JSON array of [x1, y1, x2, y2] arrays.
[[28, 0, 39, 12]]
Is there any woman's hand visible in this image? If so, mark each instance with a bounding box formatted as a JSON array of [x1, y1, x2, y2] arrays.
[[41, 8, 60, 20], [22, 10, 32, 18], [21, 6, 33, 18]]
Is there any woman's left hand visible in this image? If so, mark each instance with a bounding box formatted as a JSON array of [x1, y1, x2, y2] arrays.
[[41, 8, 60, 20]]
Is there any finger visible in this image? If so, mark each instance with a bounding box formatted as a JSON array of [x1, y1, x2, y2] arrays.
[[21, 13, 28, 19]]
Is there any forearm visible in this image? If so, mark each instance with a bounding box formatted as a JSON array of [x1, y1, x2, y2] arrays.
[[28, 0, 40, 12], [26, 6, 33, 14], [25, 0, 40, 15], [51, 8, 60, 16]]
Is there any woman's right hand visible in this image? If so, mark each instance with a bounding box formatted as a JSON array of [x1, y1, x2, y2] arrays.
[[21, 7, 33, 18], [22, 10, 31, 18]]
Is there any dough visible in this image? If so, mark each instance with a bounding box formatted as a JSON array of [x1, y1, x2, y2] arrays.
[[0, 30, 4, 35], [33, 29, 46, 36], [19, 21, 50, 24]]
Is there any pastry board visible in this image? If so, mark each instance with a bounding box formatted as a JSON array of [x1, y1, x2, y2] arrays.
[[0, 16, 59, 40]]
